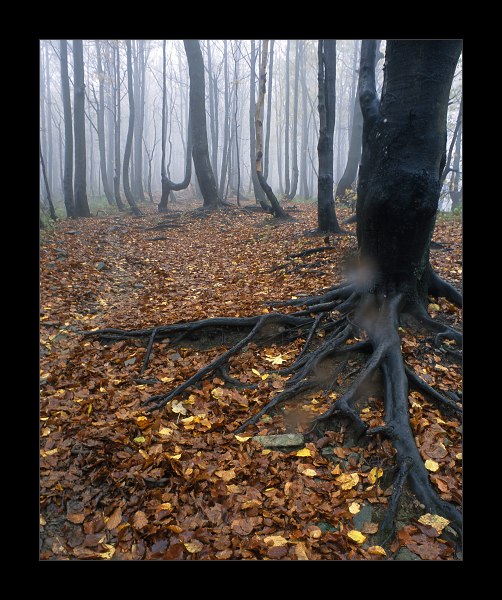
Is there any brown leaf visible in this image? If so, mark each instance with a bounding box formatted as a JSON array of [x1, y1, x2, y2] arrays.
[[132, 510, 148, 530], [106, 507, 122, 530]]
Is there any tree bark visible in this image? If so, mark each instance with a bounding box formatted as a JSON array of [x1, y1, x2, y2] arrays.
[[449, 125, 462, 211], [219, 40, 230, 198], [113, 42, 125, 210], [183, 40, 221, 209], [263, 39, 274, 181], [133, 40, 146, 202], [72, 39, 91, 217], [60, 40, 75, 218], [45, 44, 54, 196], [40, 143, 57, 221], [440, 96, 462, 188], [95, 41, 115, 206], [357, 40, 462, 303], [300, 41, 310, 199], [255, 40, 289, 219], [284, 40, 291, 197], [317, 40, 342, 233], [123, 40, 142, 216], [249, 40, 269, 207]]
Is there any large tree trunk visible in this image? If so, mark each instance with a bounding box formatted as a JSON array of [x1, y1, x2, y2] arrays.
[[95, 41, 115, 206], [335, 41, 364, 203], [40, 144, 57, 221], [300, 41, 310, 199], [60, 40, 75, 218], [218, 40, 230, 198], [357, 40, 462, 304], [123, 40, 142, 216], [449, 125, 462, 211], [263, 39, 274, 181], [183, 40, 221, 209], [113, 42, 125, 211], [317, 40, 342, 233], [284, 40, 291, 198], [72, 39, 91, 218], [133, 40, 146, 202], [45, 44, 54, 196], [206, 42, 219, 185], [255, 40, 289, 219]]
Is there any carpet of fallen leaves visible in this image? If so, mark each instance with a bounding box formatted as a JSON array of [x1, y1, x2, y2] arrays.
[[40, 201, 462, 560]]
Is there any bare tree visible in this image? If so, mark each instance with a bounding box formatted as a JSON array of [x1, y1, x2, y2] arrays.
[[59, 40, 75, 218], [40, 142, 57, 221], [288, 40, 300, 200]]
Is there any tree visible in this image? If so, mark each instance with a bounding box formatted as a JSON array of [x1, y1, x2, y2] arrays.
[[449, 124, 462, 211], [284, 40, 291, 197], [263, 39, 274, 181], [40, 142, 57, 221], [94, 40, 115, 206], [287, 40, 300, 200], [183, 40, 221, 209], [89, 39, 463, 546], [255, 41, 289, 219], [158, 40, 193, 212], [122, 40, 142, 216], [112, 42, 125, 211], [299, 41, 310, 199], [59, 40, 75, 218], [72, 39, 91, 218], [316, 40, 342, 233], [133, 40, 147, 202], [335, 41, 363, 204]]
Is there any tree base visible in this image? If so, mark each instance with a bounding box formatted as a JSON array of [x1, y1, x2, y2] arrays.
[[86, 274, 462, 545]]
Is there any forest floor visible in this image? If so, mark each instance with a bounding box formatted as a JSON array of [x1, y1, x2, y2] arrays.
[[39, 199, 462, 560]]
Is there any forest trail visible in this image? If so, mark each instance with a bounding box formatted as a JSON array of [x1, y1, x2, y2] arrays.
[[40, 203, 462, 560]]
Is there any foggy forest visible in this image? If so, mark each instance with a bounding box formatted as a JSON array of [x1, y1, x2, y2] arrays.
[[40, 39, 463, 561]]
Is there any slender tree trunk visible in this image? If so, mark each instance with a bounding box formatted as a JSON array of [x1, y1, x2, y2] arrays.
[[72, 40, 91, 217], [284, 40, 291, 197], [113, 42, 125, 210], [105, 43, 115, 194], [335, 42, 365, 202], [263, 39, 274, 181], [288, 40, 300, 200], [219, 40, 230, 198], [300, 41, 310, 199], [249, 40, 269, 207], [123, 40, 142, 216], [440, 97, 463, 188], [255, 40, 289, 219], [275, 68, 284, 196], [183, 39, 221, 209], [357, 40, 462, 301], [40, 46, 48, 198], [449, 126, 462, 211], [95, 41, 115, 206], [133, 40, 146, 202], [317, 40, 342, 233], [60, 40, 75, 218], [45, 44, 54, 195], [207, 41, 218, 183], [40, 143, 57, 221]]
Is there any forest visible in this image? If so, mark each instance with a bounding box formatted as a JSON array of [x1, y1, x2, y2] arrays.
[[40, 39, 463, 561]]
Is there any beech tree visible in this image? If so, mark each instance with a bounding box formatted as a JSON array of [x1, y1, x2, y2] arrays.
[[59, 40, 75, 218]]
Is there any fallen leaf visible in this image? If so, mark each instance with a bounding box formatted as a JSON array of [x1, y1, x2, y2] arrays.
[[133, 436, 146, 444], [67, 513, 85, 524], [184, 540, 204, 553], [368, 545, 386, 556], [171, 399, 187, 415], [234, 434, 252, 442], [349, 502, 361, 515], [106, 507, 122, 530], [136, 416, 149, 429], [302, 468, 317, 477], [418, 513, 449, 533], [295, 542, 309, 560], [215, 468, 236, 482], [132, 511, 148, 530], [368, 467, 383, 484], [425, 459, 440, 472], [361, 522, 379, 534], [336, 472, 359, 490], [264, 535, 288, 547], [347, 530, 366, 544], [296, 448, 312, 457]]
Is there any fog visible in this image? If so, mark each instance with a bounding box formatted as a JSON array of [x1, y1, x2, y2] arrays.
[[39, 40, 462, 218]]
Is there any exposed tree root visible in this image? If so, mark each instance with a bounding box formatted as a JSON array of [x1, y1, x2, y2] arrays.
[[86, 272, 462, 543]]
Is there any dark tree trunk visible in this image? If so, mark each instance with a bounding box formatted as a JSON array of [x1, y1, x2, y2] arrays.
[[263, 39, 274, 181], [72, 39, 91, 218], [60, 40, 75, 218], [335, 42, 364, 203], [123, 40, 142, 216], [113, 42, 125, 211], [357, 40, 462, 304], [40, 143, 57, 221], [317, 40, 342, 233], [449, 125, 462, 211], [440, 97, 462, 188], [105, 43, 115, 195], [288, 40, 300, 200], [45, 44, 54, 196], [255, 40, 289, 219], [183, 40, 221, 209], [206, 42, 219, 185], [249, 40, 269, 207], [95, 41, 115, 206], [40, 47, 48, 197], [284, 40, 291, 197], [300, 41, 310, 199]]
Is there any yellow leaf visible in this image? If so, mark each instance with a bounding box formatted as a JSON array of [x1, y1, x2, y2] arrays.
[[331, 464, 341, 475], [264, 535, 288, 547], [261, 373, 269, 380], [349, 502, 361, 515], [368, 467, 384, 484], [302, 469, 317, 477], [99, 544, 116, 559], [251, 368, 261, 376], [368, 545, 386, 556], [215, 468, 236, 482], [184, 540, 203, 553], [211, 387, 225, 399], [418, 513, 449, 533], [99, 386, 106, 392], [41, 427, 51, 437], [296, 448, 312, 457], [40, 516, 46, 526], [336, 472, 359, 490], [455, 453, 462, 460], [136, 416, 149, 429], [265, 354, 288, 365], [425, 459, 439, 472], [262, 449, 271, 455], [347, 530, 366, 544], [157, 502, 173, 512], [295, 542, 309, 560], [361, 407, 370, 413], [171, 400, 187, 415], [133, 436, 146, 444], [234, 434, 252, 442], [87, 403, 93, 415], [160, 376, 175, 383], [167, 453, 182, 460], [159, 427, 173, 437], [428, 303, 440, 313]]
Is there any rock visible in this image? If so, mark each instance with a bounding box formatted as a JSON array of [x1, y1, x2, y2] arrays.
[[96, 262, 107, 271], [169, 352, 182, 361], [47, 262, 57, 270], [253, 433, 304, 448], [352, 504, 373, 530], [133, 283, 145, 289], [64, 230, 81, 235], [317, 521, 337, 533], [394, 548, 422, 561], [124, 357, 137, 366]]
